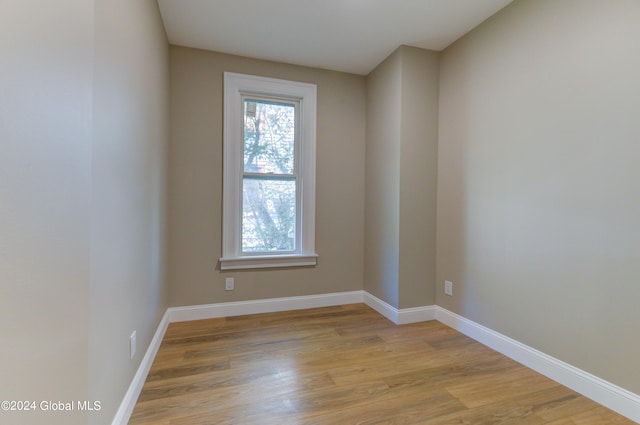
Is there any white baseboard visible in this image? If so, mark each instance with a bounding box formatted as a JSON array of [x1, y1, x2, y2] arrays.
[[170, 290, 435, 325], [399, 305, 436, 324], [363, 292, 398, 322], [111, 310, 170, 425], [435, 306, 640, 424], [363, 292, 436, 324], [168, 290, 365, 322]]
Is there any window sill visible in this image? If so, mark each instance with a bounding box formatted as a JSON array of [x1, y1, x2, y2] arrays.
[[219, 254, 318, 270]]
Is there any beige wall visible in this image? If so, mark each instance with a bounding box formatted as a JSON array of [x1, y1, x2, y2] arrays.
[[365, 46, 439, 309], [365, 49, 402, 307], [168, 47, 366, 306], [398, 46, 439, 309], [0, 1, 169, 424], [437, 0, 640, 394], [0, 2, 93, 424], [90, 1, 169, 423]]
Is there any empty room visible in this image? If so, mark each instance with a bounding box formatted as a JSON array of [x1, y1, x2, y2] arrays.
[[1, 0, 638, 424]]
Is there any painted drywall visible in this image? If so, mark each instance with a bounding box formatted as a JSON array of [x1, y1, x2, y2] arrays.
[[0, 1, 168, 424], [364, 49, 402, 308], [0, 1, 93, 424], [89, 1, 169, 424], [365, 46, 439, 309], [168, 47, 366, 306], [437, 0, 640, 394], [398, 46, 439, 309]]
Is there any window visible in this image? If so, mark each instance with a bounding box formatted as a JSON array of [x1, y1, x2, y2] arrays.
[[220, 72, 317, 270]]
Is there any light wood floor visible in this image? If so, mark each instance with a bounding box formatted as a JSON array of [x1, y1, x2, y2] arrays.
[[129, 304, 635, 424]]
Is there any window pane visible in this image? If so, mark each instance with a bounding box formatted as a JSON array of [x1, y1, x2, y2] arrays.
[[244, 99, 295, 175], [242, 178, 296, 252]]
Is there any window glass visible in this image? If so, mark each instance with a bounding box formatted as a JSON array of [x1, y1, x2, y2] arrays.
[[243, 98, 295, 175], [242, 178, 296, 252]]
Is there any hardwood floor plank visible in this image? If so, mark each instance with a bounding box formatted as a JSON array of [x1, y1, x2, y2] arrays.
[[571, 407, 637, 425], [418, 385, 575, 425], [445, 366, 561, 408], [128, 304, 635, 424], [137, 359, 281, 403], [302, 389, 464, 425]]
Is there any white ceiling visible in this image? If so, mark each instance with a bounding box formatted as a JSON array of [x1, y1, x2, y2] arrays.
[[157, 0, 514, 75]]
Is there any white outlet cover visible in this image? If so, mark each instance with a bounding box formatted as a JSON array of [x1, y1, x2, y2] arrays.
[[130, 331, 137, 359], [225, 277, 234, 291], [444, 281, 453, 296]]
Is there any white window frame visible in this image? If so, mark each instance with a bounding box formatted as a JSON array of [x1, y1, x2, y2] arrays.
[[220, 72, 317, 270]]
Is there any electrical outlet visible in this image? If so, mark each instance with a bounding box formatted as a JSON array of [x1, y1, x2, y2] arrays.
[[130, 331, 136, 359], [225, 277, 235, 291], [444, 280, 453, 296]]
